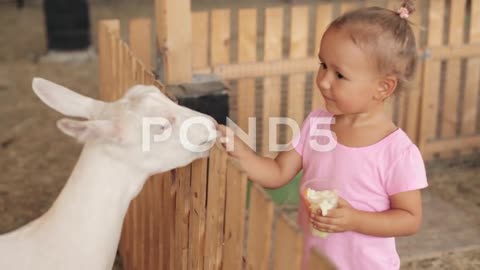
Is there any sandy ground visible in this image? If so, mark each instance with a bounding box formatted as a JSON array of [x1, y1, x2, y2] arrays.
[[0, 2, 479, 270]]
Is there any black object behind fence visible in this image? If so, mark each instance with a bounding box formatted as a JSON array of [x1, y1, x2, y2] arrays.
[[168, 81, 229, 125], [43, 0, 91, 50]]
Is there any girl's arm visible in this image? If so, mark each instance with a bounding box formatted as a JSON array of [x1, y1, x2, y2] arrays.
[[217, 125, 302, 188], [311, 189, 423, 237], [352, 189, 423, 237], [237, 147, 303, 188]]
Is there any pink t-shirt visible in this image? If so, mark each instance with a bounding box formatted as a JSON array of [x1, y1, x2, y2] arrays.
[[293, 109, 428, 270]]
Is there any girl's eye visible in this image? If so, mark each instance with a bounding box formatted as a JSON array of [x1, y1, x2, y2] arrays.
[[319, 62, 327, 69], [336, 72, 345, 80]]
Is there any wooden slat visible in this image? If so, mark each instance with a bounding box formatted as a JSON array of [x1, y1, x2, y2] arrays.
[[119, 43, 127, 97], [221, 160, 248, 270], [110, 33, 120, 99], [425, 44, 480, 60], [154, 0, 192, 83], [188, 158, 208, 270], [340, 2, 358, 14], [192, 12, 209, 69], [245, 184, 274, 270], [471, 0, 480, 42], [98, 21, 109, 100], [237, 8, 257, 131], [201, 57, 318, 79], [174, 165, 192, 270], [151, 174, 164, 270], [307, 249, 336, 270], [210, 9, 231, 65], [272, 214, 303, 270], [425, 136, 480, 155], [143, 179, 153, 270], [144, 71, 156, 85], [125, 50, 135, 90], [161, 171, 175, 270], [311, 3, 332, 111], [386, 0, 399, 11], [364, 0, 386, 8], [154, 174, 166, 270], [462, 0, 480, 136], [134, 59, 144, 84], [204, 145, 228, 270], [441, 0, 466, 158], [419, 0, 445, 159], [129, 18, 152, 71], [99, 20, 120, 101], [287, 6, 309, 142], [262, 7, 283, 157]]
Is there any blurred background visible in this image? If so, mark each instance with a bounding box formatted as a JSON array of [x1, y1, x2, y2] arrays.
[[0, 0, 479, 269]]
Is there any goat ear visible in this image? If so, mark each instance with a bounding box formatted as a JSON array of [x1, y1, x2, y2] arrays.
[[57, 118, 124, 144], [32, 77, 105, 119]]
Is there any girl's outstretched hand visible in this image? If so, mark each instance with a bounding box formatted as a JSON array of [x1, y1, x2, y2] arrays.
[[309, 197, 359, 234], [216, 124, 254, 159]]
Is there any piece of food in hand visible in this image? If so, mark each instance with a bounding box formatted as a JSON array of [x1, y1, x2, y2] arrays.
[[304, 188, 338, 238]]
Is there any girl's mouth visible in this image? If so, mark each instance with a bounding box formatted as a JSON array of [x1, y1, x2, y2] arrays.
[[322, 94, 334, 101]]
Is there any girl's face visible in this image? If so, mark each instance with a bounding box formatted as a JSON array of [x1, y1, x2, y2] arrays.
[[316, 28, 383, 116]]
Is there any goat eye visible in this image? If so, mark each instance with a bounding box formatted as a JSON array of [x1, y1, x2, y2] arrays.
[[151, 124, 169, 134]]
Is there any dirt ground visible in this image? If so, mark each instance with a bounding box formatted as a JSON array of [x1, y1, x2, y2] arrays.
[[0, 1, 479, 270]]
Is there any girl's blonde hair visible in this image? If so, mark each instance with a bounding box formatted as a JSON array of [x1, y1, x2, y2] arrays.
[[328, 0, 417, 93]]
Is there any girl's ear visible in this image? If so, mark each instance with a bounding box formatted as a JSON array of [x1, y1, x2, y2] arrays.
[[374, 75, 398, 101]]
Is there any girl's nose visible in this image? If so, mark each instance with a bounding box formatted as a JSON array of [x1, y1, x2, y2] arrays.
[[317, 71, 331, 91]]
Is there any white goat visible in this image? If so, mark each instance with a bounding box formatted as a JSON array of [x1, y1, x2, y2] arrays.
[[0, 78, 217, 270]]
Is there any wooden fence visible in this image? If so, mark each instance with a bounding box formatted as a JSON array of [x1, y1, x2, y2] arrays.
[[98, 20, 334, 270], [96, 0, 480, 269], [189, 0, 480, 159]]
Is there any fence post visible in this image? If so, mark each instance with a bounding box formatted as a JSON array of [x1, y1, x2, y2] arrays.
[[155, 0, 192, 84], [129, 18, 152, 71], [98, 20, 120, 101]]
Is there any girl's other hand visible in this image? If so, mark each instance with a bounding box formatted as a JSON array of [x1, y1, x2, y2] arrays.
[[309, 197, 358, 233]]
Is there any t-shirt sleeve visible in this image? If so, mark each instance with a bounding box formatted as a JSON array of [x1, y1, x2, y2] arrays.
[[292, 111, 313, 156], [384, 144, 428, 196]]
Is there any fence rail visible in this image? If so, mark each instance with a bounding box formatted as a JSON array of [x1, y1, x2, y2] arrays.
[[189, 0, 480, 160]]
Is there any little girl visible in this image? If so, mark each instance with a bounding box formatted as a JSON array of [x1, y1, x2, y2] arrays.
[[218, 1, 427, 269]]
